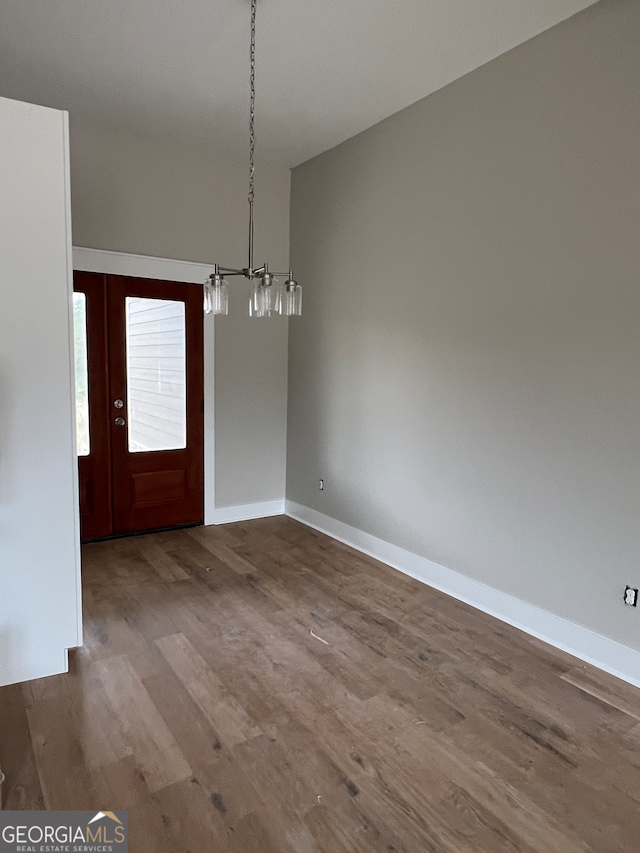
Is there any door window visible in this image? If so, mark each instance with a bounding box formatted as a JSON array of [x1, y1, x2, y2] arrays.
[[125, 297, 187, 453]]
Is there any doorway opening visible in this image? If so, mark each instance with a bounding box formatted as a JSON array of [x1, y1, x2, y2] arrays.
[[73, 272, 204, 540]]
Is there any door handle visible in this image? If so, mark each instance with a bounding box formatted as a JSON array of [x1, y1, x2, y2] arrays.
[[113, 399, 124, 409], [114, 417, 126, 427]]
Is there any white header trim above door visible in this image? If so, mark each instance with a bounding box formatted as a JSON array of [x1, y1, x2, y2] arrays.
[[73, 246, 213, 284]]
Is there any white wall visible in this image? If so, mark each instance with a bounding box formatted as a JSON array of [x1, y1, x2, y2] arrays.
[[0, 97, 82, 686], [69, 119, 290, 512], [288, 1, 640, 656]]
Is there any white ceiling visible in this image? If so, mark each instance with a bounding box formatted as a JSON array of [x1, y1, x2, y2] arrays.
[[0, 0, 599, 167]]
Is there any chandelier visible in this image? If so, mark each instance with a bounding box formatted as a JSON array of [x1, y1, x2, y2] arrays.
[[204, 0, 302, 318]]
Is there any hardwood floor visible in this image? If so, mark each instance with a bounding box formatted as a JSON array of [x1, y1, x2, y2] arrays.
[[1, 517, 639, 851]]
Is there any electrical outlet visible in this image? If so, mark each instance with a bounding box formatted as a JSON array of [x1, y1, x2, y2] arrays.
[[319, 479, 324, 491], [624, 586, 638, 607]]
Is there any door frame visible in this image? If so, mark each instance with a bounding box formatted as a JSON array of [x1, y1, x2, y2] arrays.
[[73, 247, 217, 524], [74, 272, 113, 538]]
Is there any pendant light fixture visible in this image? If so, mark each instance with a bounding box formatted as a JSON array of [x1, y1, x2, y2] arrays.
[[204, 0, 302, 318]]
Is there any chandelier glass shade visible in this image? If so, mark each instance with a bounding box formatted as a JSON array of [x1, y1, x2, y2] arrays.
[[249, 275, 275, 318], [204, 0, 301, 318], [275, 279, 302, 316], [204, 274, 229, 316]]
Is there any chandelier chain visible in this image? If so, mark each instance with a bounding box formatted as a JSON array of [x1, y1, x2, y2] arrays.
[[205, 0, 301, 315], [248, 0, 256, 206]]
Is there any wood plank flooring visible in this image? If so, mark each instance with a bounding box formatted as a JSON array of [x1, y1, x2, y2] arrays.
[[1, 517, 639, 851]]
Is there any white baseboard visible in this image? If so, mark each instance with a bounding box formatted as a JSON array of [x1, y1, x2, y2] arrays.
[[285, 500, 640, 690], [209, 499, 285, 525]]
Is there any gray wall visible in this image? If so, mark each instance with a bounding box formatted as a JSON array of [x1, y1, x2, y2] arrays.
[[70, 120, 290, 508], [288, 0, 640, 650]]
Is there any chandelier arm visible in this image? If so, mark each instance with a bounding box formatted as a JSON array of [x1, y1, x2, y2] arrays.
[[216, 267, 246, 276]]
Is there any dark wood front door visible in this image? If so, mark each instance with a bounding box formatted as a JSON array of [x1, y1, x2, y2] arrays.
[[73, 272, 204, 540]]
